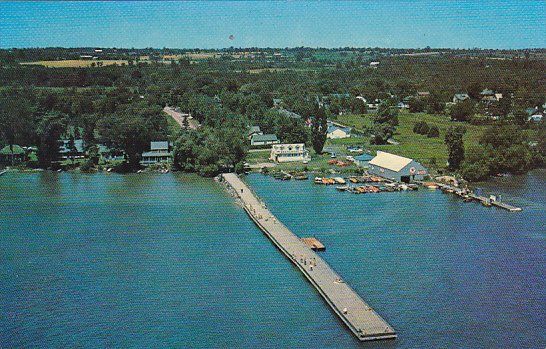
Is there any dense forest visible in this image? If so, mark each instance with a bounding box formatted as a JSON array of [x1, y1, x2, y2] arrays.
[[0, 47, 544, 179]]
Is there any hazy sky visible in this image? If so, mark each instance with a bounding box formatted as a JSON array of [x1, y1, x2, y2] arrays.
[[1, 1, 545, 49]]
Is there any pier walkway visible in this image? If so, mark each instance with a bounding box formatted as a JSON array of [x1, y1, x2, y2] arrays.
[[222, 173, 396, 342]]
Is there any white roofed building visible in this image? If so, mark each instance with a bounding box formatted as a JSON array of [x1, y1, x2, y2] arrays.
[[368, 151, 428, 183]]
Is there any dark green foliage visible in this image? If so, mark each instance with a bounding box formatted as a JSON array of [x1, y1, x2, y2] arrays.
[[512, 108, 528, 126], [427, 125, 440, 138], [460, 125, 536, 181], [0, 88, 37, 148], [36, 112, 66, 168], [449, 100, 475, 121], [97, 102, 167, 170], [413, 121, 430, 135], [408, 97, 426, 113], [311, 107, 328, 154], [445, 126, 466, 170], [173, 125, 248, 177], [370, 123, 394, 145], [374, 101, 399, 126], [467, 82, 482, 100]]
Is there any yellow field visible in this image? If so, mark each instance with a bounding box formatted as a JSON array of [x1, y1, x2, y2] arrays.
[[20, 60, 129, 68]]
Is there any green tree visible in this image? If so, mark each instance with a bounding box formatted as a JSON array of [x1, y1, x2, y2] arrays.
[[512, 108, 528, 126], [427, 125, 440, 138], [408, 97, 426, 113], [37, 112, 66, 168], [445, 126, 466, 170], [374, 101, 399, 126], [311, 107, 328, 154], [449, 100, 474, 121], [98, 103, 166, 170]]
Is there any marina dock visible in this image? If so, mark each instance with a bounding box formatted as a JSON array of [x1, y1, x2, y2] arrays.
[[428, 182, 522, 212], [301, 237, 326, 251], [221, 173, 396, 342]]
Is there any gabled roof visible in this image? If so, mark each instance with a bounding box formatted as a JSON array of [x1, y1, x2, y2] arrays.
[[454, 93, 469, 100], [251, 134, 278, 142], [480, 89, 494, 95], [150, 141, 169, 150], [277, 108, 302, 119], [369, 151, 413, 172], [248, 126, 261, 134], [327, 125, 351, 134]]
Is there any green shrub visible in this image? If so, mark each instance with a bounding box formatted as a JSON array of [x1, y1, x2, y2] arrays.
[[427, 126, 440, 138]]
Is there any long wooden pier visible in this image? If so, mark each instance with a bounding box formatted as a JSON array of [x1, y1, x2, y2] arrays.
[[221, 173, 396, 342]]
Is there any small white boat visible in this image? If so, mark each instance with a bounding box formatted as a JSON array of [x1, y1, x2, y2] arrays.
[[334, 177, 346, 184]]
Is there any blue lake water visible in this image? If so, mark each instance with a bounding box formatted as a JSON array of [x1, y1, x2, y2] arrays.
[[1, 170, 545, 348]]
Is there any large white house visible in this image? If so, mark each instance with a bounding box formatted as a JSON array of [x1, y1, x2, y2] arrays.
[[327, 125, 351, 139], [269, 144, 310, 163]]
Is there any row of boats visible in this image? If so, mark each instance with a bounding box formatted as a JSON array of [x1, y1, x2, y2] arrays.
[[314, 177, 347, 185], [315, 176, 420, 194], [313, 175, 388, 185]]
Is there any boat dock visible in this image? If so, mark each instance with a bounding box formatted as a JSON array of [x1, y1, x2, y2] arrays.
[[301, 237, 326, 251], [221, 173, 396, 342], [468, 194, 522, 212], [0, 169, 7, 176], [429, 182, 522, 212]]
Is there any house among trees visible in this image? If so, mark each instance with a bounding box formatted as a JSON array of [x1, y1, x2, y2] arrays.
[[452, 93, 470, 103], [269, 144, 310, 163], [416, 91, 430, 98], [98, 145, 124, 161], [327, 125, 351, 139], [277, 108, 302, 119], [272, 98, 283, 108], [141, 141, 172, 165], [480, 89, 502, 102], [59, 139, 85, 160], [368, 151, 428, 183], [0, 145, 27, 164], [528, 113, 543, 122], [397, 101, 410, 110], [247, 126, 263, 140], [250, 134, 280, 146]]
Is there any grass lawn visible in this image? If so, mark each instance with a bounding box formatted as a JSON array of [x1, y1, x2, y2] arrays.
[[334, 112, 485, 169], [246, 148, 359, 173]]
